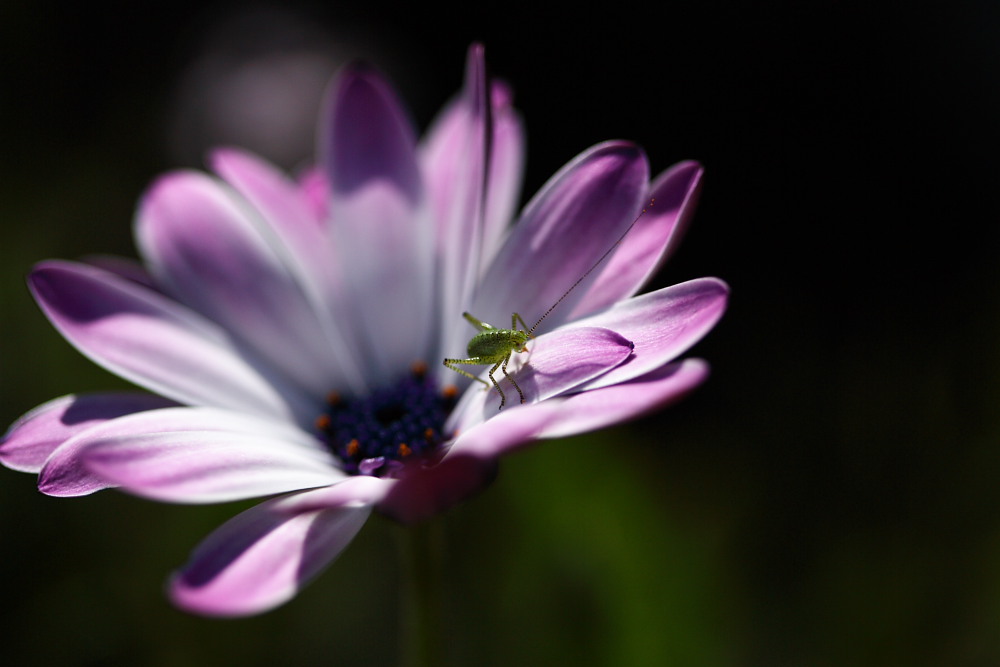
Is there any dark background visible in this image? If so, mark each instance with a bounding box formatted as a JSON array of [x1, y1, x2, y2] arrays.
[[2, 1, 998, 665]]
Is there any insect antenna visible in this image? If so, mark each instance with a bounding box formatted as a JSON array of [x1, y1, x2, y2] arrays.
[[527, 198, 655, 336]]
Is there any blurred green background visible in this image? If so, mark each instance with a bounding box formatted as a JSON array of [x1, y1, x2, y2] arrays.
[[2, 1, 999, 665]]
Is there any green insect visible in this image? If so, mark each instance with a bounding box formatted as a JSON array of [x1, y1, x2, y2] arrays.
[[444, 199, 654, 409]]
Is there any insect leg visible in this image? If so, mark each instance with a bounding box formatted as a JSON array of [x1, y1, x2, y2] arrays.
[[500, 350, 526, 406], [463, 312, 494, 331], [443, 357, 491, 387], [487, 360, 507, 409], [512, 312, 531, 334]]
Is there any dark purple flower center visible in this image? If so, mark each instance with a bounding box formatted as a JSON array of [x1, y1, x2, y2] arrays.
[[315, 363, 457, 476]]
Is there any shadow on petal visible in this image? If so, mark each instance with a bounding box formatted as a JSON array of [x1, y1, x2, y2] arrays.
[[377, 453, 498, 524]]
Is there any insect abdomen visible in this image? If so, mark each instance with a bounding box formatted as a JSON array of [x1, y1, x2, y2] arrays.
[[467, 330, 528, 357]]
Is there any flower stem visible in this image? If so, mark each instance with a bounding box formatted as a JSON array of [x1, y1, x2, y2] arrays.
[[399, 520, 445, 667]]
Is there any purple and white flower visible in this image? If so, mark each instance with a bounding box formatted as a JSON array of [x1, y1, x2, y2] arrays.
[[0, 46, 727, 616]]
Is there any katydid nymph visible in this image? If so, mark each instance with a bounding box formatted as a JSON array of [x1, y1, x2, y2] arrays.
[[443, 199, 654, 409]]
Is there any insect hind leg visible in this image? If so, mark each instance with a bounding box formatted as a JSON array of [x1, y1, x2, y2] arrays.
[[443, 357, 491, 387], [443, 356, 511, 409], [487, 360, 507, 409], [500, 351, 526, 407]]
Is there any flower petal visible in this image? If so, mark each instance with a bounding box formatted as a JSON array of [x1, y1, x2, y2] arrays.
[[211, 147, 322, 233], [481, 81, 525, 268], [29, 261, 311, 421], [0, 393, 174, 474], [39, 406, 328, 498], [298, 166, 329, 221], [422, 48, 527, 360], [70, 407, 341, 503], [446, 326, 634, 433], [209, 148, 368, 394], [446, 397, 566, 460], [442, 359, 709, 464], [169, 478, 385, 617], [570, 160, 704, 317], [321, 64, 421, 204], [573, 278, 729, 390], [82, 255, 159, 289], [135, 170, 345, 398], [208, 148, 328, 285], [467, 141, 649, 339], [321, 66, 435, 382], [420, 45, 491, 353], [537, 359, 711, 438]]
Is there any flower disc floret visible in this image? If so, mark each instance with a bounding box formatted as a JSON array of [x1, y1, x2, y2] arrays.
[[316, 365, 457, 476]]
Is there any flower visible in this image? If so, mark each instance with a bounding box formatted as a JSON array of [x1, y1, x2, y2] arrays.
[[0, 45, 728, 617]]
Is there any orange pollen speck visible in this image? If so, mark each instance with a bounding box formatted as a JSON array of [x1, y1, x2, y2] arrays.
[[346, 439, 360, 457], [326, 391, 341, 406], [398, 443, 412, 457], [424, 427, 435, 441], [442, 385, 458, 399], [315, 415, 331, 430], [411, 361, 428, 377]]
